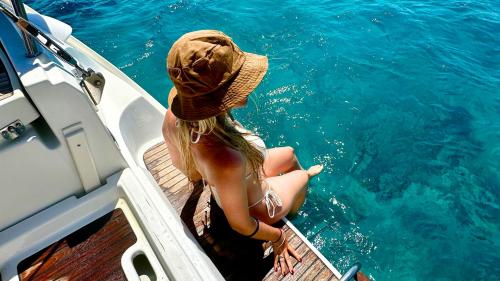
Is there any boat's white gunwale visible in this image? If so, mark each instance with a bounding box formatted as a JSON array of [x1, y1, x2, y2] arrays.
[[284, 218, 342, 279]]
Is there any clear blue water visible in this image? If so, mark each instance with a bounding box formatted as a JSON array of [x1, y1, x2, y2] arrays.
[[24, 0, 500, 280]]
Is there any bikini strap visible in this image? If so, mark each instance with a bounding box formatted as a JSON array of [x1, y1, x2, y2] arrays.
[[247, 186, 283, 218], [248, 197, 263, 209]]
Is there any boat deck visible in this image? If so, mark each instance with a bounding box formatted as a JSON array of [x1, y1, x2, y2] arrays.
[[144, 142, 339, 281], [17, 209, 136, 281]]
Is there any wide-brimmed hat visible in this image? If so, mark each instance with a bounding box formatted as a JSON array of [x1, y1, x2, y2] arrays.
[[167, 30, 268, 121]]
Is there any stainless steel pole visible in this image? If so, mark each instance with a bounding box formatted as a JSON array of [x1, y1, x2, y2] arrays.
[[10, 0, 38, 57]]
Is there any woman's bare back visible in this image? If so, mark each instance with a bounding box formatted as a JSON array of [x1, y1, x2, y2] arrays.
[[162, 109, 266, 210]]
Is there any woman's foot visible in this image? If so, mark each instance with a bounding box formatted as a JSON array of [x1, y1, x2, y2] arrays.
[[306, 164, 324, 178]]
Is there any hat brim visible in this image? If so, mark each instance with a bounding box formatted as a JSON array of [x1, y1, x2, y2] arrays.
[[170, 52, 268, 121]]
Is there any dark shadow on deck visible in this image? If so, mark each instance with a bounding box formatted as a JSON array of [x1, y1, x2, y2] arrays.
[[180, 181, 275, 281]]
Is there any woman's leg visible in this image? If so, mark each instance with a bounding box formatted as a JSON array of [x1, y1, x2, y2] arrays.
[[256, 166, 323, 225], [263, 146, 303, 177]]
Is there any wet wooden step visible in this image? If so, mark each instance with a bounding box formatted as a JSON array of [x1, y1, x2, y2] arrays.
[[17, 209, 137, 281], [144, 142, 339, 281]]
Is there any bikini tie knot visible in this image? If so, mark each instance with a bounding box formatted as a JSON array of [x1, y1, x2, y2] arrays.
[[264, 188, 283, 218]]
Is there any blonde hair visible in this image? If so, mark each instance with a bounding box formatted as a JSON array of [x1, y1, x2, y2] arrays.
[[175, 113, 264, 183]]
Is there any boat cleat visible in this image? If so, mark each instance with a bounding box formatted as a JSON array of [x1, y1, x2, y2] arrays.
[[1, 120, 25, 140]]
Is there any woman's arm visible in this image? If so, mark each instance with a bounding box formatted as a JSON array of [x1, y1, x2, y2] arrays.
[[162, 109, 183, 170]]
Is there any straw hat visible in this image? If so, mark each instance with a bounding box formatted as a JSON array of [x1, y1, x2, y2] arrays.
[[167, 30, 268, 121]]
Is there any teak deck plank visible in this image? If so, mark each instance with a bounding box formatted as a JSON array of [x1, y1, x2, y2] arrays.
[[17, 209, 136, 281], [143, 143, 167, 158], [144, 142, 338, 281]]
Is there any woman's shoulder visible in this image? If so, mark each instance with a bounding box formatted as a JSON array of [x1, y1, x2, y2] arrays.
[[192, 138, 245, 172], [164, 109, 177, 125], [162, 109, 177, 135], [197, 145, 246, 185]]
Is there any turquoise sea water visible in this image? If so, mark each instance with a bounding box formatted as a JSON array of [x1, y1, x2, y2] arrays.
[[24, 0, 499, 280]]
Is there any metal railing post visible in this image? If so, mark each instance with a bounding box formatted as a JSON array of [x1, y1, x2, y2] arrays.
[[10, 0, 39, 57]]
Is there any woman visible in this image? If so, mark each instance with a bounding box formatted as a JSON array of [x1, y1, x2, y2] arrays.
[[162, 30, 323, 276]]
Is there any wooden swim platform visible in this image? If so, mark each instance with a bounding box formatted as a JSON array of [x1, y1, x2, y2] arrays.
[[144, 142, 340, 281]]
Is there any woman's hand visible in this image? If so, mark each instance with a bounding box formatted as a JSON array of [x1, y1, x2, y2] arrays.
[[272, 230, 302, 276]]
